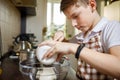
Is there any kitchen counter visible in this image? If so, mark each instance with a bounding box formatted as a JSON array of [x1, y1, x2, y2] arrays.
[[0, 58, 79, 80]]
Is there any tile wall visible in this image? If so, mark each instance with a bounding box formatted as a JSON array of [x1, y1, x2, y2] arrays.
[[0, 0, 21, 54]]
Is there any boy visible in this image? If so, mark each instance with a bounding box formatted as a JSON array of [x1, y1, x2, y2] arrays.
[[39, 0, 120, 79]]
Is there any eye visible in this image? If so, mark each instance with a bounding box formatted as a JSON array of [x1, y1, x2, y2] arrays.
[[73, 15, 78, 19], [72, 12, 80, 19]]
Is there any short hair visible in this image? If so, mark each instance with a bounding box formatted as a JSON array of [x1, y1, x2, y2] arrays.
[[60, 0, 89, 12]]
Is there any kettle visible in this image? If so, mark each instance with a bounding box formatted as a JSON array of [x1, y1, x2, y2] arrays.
[[17, 34, 32, 62], [14, 34, 32, 51], [19, 41, 32, 51], [15, 34, 30, 44]]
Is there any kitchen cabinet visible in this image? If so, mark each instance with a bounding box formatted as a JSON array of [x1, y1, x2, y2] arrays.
[[104, 1, 120, 21], [10, 0, 37, 16]]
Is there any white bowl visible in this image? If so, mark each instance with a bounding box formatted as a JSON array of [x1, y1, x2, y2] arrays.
[[36, 46, 57, 65]]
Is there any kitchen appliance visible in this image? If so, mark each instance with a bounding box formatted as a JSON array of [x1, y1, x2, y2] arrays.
[[13, 33, 37, 51], [19, 57, 70, 80], [12, 34, 32, 62], [12, 33, 32, 52]]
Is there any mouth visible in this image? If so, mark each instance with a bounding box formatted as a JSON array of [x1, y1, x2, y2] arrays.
[[77, 26, 84, 30]]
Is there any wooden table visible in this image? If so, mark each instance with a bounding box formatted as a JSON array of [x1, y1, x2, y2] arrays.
[[0, 58, 24, 80]]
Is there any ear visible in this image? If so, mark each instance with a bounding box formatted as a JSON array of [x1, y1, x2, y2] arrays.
[[89, 0, 97, 12]]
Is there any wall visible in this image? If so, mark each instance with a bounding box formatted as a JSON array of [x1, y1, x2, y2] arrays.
[[26, 0, 47, 43], [96, 0, 105, 17], [0, 0, 21, 54], [104, 1, 120, 21]]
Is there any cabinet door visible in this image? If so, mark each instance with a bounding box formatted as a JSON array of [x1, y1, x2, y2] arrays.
[[104, 1, 120, 21]]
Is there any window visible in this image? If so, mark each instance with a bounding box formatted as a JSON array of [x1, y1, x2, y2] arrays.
[[44, 0, 66, 40]]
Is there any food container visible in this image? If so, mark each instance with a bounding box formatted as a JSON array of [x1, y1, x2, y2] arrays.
[[36, 45, 57, 65], [19, 57, 70, 80]]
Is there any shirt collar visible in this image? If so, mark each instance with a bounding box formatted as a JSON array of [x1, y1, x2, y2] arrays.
[[92, 17, 109, 33], [76, 17, 109, 41]]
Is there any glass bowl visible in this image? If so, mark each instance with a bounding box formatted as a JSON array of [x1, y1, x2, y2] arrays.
[[19, 57, 70, 80]]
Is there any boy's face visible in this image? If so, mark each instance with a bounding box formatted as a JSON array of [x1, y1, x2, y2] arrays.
[[64, 3, 96, 33]]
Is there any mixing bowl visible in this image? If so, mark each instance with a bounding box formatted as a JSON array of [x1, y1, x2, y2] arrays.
[[19, 57, 70, 80]]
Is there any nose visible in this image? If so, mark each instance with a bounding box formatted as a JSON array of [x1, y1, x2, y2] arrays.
[[71, 19, 77, 27]]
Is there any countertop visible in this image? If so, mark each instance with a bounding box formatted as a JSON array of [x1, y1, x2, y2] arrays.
[[0, 58, 79, 80]]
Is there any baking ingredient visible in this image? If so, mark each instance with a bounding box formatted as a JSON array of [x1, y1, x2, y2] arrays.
[[36, 67, 57, 80]]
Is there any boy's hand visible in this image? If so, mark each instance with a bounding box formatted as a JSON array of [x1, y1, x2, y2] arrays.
[[53, 30, 65, 41]]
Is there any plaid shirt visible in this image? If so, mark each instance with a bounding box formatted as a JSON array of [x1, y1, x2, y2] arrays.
[[76, 31, 114, 80]]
